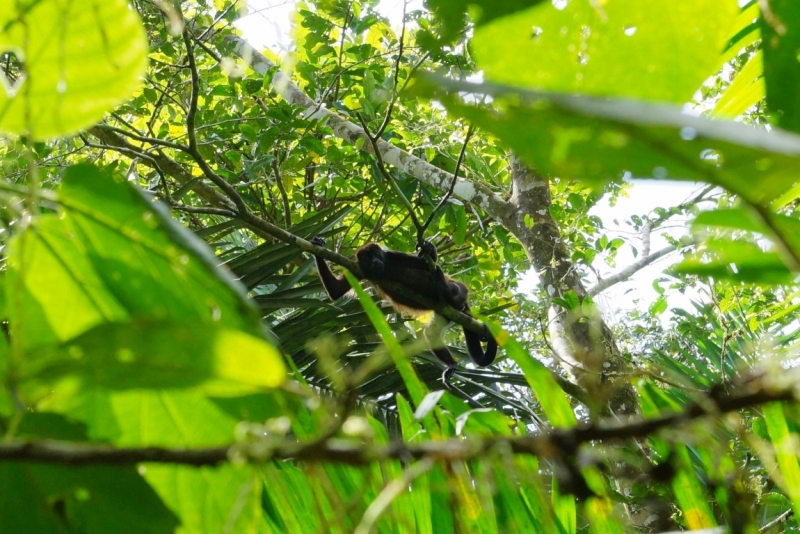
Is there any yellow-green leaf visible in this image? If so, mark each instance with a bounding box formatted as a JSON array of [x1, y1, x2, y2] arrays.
[[0, 0, 148, 139]]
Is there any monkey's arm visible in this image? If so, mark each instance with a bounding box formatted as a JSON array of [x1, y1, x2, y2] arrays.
[[311, 237, 352, 300]]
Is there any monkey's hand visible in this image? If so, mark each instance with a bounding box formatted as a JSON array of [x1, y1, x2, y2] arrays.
[[417, 240, 438, 262], [441, 365, 457, 389], [310, 236, 327, 247]]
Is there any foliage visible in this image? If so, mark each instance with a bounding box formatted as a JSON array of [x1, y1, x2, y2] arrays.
[[0, 0, 799, 532]]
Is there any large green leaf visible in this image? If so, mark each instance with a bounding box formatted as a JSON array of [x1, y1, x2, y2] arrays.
[[423, 0, 541, 42], [7, 164, 265, 349], [671, 446, 718, 530], [713, 51, 764, 118], [682, 209, 800, 282], [673, 238, 795, 284], [413, 78, 800, 207], [473, 0, 738, 103], [22, 321, 283, 395], [7, 164, 283, 394], [763, 403, 800, 520], [59, 390, 265, 534], [760, 0, 800, 133], [0, 0, 148, 140], [489, 320, 576, 429], [0, 412, 178, 534]]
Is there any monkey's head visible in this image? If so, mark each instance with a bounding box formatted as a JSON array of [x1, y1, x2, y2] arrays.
[[356, 243, 386, 278]]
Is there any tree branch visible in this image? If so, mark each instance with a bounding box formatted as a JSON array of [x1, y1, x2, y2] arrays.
[[2, 380, 791, 467], [587, 244, 677, 297], [182, 29, 249, 215], [89, 126, 235, 211], [95, 124, 190, 153]]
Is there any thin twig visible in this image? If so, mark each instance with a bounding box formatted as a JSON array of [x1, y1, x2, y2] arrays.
[[420, 124, 475, 243], [356, 112, 423, 243], [760, 508, 794, 532], [182, 29, 248, 215], [172, 205, 237, 217], [95, 124, 190, 153], [271, 158, 292, 227], [372, 2, 407, 141]]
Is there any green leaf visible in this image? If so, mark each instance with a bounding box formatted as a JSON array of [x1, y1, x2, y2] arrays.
[[692, 208, 763, 232], [524, 213, 534, 228], [552, 477, 577, 534], [763, 403, 800, 520], [299, 136, 325, 155], [56, 390, 265, 533], [6, 164, 265, 354], [760, 0, 800, 133], [721, 2, 760, 63], [344, 271, 428, 407], [0, 0, 148, 139], [672, 238, 794, 284], [455, 206, 467, 243], [671, 446, 718, 530], [652, 279, 665, 295], [693, 209, 800, 267], [713, 51, 765, 118], [473, 0, 738, 103], [0, 461, 180, 534], [567, 193, 584, 210], [239, 123, 258, 143], [487, 320, 576, 428], [607, 238, 624, 251], [414, 77, 800, 207], [21, 321, 284, 395], [552, 291, 580, 312], [583, 495, 624, 533], [637, 385, 717, 529], [494, 469, 537, 531], [649, 295, 667, 315], [752, 417, 769, 440], [0, 412, 178, 534], [455, 408, 512, 436], [425, 0, 540, 43]]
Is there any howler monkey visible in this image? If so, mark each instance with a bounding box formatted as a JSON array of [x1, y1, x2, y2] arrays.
[[310, 236, 497, 370]]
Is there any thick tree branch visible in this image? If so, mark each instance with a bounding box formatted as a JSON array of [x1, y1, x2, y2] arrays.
[[2, 381, 791, 467]]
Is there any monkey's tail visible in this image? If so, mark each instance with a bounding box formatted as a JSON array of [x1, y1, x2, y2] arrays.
[[462, 304, 498, 367]]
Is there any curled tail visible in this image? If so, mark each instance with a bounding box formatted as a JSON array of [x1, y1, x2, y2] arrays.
[[462, 304, 498, 367]]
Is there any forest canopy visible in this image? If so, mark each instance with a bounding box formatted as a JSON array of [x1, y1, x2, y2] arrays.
[[1, 0, 800, 532]]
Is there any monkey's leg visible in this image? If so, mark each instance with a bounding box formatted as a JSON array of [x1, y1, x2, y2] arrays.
[[423, 314, 458, 386]]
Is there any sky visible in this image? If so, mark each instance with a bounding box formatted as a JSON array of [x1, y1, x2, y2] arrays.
[[585, 180, 701, 320], [234, 0, 704, 320], [234, 0, 294, 52], [235, 0, 419, 51]]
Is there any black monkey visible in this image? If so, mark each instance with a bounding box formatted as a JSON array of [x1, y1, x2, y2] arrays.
[[310, 237, 497, 370]]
